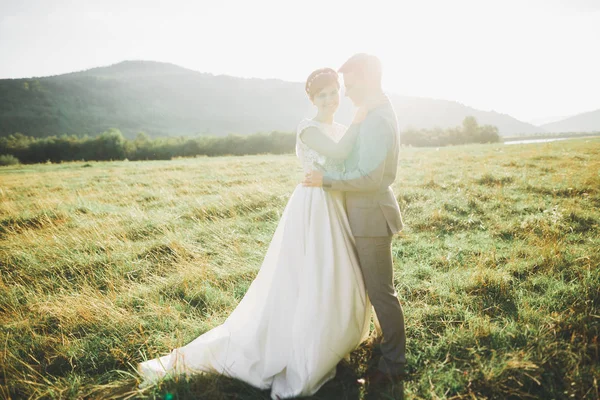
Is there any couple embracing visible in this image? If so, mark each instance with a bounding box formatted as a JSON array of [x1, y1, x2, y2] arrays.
[[137, 53, 407, 399]]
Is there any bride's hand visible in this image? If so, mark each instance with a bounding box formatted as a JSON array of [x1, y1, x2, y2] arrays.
[[352, 107, 368, 125]]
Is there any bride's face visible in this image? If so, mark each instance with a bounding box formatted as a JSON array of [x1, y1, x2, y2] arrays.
[[312, 84, 340, 114]]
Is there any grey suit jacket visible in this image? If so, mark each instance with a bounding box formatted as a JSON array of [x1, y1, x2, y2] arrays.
[[323, 99, 403, 237]]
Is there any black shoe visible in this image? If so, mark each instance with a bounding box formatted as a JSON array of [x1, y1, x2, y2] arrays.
[[360, 369, 407, 386]]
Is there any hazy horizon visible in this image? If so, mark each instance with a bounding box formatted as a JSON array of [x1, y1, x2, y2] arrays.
[[1, 0, 599, 122]]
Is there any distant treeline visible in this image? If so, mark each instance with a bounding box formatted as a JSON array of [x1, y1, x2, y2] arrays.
[[0, 130, 296, 164], [0, 117, 500, 164], [401, 116, 500, 147]]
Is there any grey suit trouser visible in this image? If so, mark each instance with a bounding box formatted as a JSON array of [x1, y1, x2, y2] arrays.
[[354, 236, 406, 374]]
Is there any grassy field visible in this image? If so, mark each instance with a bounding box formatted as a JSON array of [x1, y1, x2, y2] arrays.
[[1, 138, 598, 399]]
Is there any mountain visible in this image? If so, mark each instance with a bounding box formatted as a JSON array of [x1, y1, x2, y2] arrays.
[[391, 96, 543, 135], [0, 60, 544, 138], [541, 109, 600, 133], [528, 115, 569, 126]]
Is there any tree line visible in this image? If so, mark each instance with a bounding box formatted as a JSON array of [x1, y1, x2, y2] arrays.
[[0, 117, 499, 165], [401, 116, 500, 147], [0, 130, 296, 164]]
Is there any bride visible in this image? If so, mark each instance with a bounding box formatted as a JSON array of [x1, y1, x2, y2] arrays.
[[137, 68, 374, 399]]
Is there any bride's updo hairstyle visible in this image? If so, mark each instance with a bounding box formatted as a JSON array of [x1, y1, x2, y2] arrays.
[[305, 68, 339, 100]]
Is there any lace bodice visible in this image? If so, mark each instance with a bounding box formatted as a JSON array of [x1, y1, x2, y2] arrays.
[[296, 119, 347, 174]]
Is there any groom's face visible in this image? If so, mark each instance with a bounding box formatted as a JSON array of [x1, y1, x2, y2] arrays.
[[342, 71, 367, 107]]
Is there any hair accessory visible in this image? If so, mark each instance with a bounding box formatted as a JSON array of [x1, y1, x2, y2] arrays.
[[306, 70, 337, 94]]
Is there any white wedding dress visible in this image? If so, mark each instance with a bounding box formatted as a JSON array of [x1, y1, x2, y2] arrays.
[[137, 119, 372, 399]]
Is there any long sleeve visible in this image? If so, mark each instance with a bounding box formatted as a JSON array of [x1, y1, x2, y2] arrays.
[[322, 115, 392, 192], [299, 124, 359, 160]]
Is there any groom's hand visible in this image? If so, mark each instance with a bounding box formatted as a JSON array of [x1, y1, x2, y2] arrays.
[[302, 170, 323, 187]]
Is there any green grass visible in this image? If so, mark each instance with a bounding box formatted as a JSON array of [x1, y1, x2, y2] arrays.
[[1, 139, 599, 399]]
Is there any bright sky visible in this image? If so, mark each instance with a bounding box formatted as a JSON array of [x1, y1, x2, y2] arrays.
[[1, 0, 598, 123]]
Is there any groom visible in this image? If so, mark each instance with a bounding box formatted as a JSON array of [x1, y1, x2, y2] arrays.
[[303, 53, 407, 385]]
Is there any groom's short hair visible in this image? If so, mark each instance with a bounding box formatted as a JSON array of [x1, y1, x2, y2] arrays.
[[338, 53, 382, 85]]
